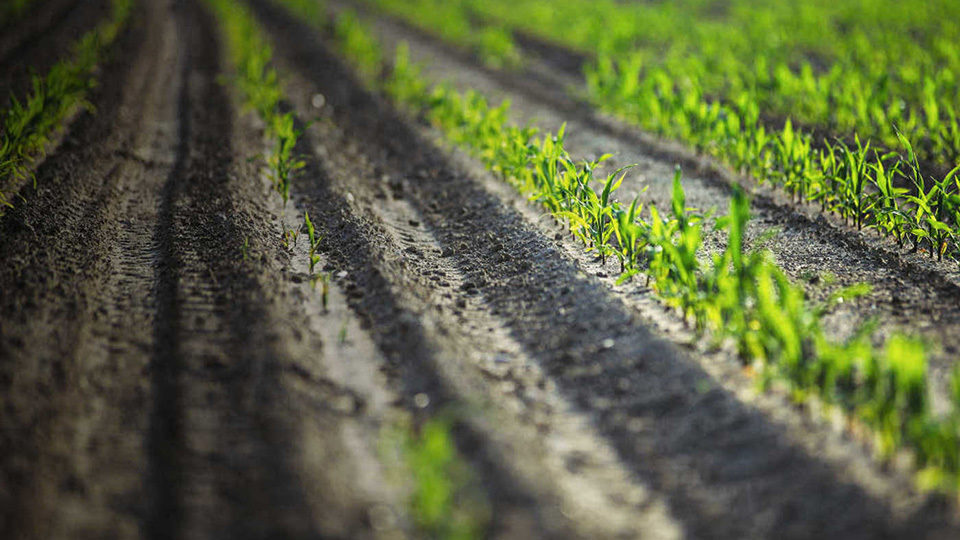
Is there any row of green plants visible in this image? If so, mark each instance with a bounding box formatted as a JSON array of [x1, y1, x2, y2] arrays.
[[205, 0, 303, 212], [0, 0, 132, 210], [585, 54, 960, 263], [278, 2, 960, 494], [463, 0, 960, 170], [210, 7, 490, 534], [356, 0, 521, 70], [359, 0, 960, 264]]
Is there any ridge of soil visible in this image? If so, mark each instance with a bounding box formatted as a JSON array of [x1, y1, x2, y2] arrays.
[[247, 1, 960, 537], [353, 4, 960, 413]]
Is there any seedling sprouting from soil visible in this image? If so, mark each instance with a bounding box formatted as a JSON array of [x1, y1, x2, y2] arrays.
[[317, 272, 331, 309], [304, 211, 322, 274], [281, 223, 301, 250], [338, 317, 348, 343]]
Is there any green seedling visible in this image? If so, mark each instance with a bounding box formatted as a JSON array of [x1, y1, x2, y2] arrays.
[[304, 211, 322, 276], [318, 272, 331, 310], [338, 317, 348, 343], [382, 414, 490, 539], [282, 223, 301, 249]]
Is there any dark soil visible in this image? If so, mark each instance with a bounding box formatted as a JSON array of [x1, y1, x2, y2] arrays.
[[2, 0, 960, 538], [249, 1, 960, 538], [353, 3, 960, 413]]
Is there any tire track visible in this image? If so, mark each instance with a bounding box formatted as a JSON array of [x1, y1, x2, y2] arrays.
[[148, 1, 405, 537], [0, 0, 181, 536], [146, 1, 320, 537]]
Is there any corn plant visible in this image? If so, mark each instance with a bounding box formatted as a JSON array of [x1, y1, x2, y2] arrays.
[[267, 113, 304, 206], [304, 211, 322, 277]]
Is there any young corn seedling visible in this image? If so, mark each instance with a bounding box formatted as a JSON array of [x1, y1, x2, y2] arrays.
[[268, 113, 305, 207], [304, 211, 322, 278], [838, 136, 877, 231], [282, 223, 301, 250], [612, 191, 649, 279], [773, 119, 814, 202], [320, 272, 331, 311]]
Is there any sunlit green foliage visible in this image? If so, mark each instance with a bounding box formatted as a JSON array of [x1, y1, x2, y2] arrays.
[[359, 0, 960, 263], [0, 0, 133, 209], [469, 0, 960, 165], [334, 9, 383, 82]]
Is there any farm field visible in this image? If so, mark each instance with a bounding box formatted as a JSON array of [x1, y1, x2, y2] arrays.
[[2, 0, 960, 538]]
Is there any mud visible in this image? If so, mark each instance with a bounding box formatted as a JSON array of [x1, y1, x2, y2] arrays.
[[2, 0, 960, 538]]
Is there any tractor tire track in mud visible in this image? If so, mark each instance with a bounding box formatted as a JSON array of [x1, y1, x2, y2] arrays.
[[249, 1, 960, 537], [2, 0, 401, 538]]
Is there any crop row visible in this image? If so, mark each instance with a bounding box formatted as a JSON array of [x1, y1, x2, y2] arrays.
[[0, 0, 132, 211], [205, 0, 305, 213], [586, 55, 960, 264], [464, 0, 960, 170], [358, 0, 520, 70], [358, 0, 960, 265], [206, 5, 489, 532], [275, 0, 960, 494]]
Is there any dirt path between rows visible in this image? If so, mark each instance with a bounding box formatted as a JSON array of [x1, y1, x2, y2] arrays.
[[1, 0, 405, 538], [249, 1, 960, 537]]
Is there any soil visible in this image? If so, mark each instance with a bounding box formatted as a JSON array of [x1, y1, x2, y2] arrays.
[[2, 0, 960, 538], [348, 4, 960, 414]]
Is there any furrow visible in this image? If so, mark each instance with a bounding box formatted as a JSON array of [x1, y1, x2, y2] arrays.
[[148, 1, 408, 538], [284, 80, 681, 537], [248, 2, 960, 537], [355, 6, 960, 415]]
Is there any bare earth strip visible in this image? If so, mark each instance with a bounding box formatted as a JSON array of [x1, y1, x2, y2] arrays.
[[247, 1, 960, 537], [1, 0, 403, 538]]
